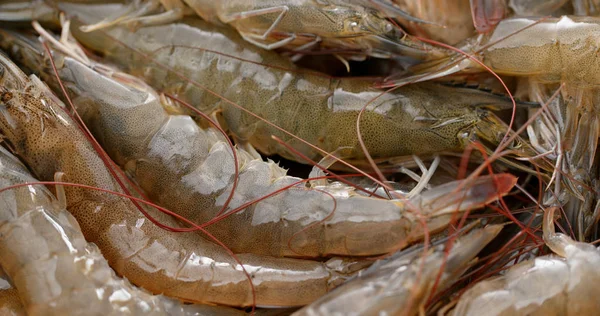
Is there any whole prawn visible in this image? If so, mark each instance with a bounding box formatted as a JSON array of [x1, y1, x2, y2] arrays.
[[294, 224, 502, 316], [391, 15, 600, 236], [0, 50, 375, 308], [0, 25, 517, 258], [0, 146, 248, 315], [51, 2, 533, 170], [450, 207, 600, 315], [393, 15, 600, 93], [81, 0, 432, 62]]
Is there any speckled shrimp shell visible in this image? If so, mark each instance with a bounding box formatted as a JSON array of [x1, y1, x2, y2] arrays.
[[0, 25, 516, 258], [0, 146, 248, 315], [0, 50, 374, 308], [59, 2, 523, 167]]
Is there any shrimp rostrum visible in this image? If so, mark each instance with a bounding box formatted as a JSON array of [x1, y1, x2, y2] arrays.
[[0, 48, 382, 308], [0, 24, 517, 258]]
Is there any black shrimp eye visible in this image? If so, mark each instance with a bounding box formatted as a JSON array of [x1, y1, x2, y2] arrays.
[[384, 22, 393, 33], [1, 91, 12, 103]]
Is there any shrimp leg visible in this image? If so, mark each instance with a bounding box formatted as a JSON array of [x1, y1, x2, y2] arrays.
[[217, 5, 296, 50]]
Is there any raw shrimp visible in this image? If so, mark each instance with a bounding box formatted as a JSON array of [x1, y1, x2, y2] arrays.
[[393, 16, 600, 214], [0, 26, 517, 257], [522, 81, 599, 239], [0, 49, 377, 308], [82, 0, 430, 61], [0, 146, 249, 315], [0, 268, 24, 316], [294, 224, 502, 316], [55, 2, 529, 168], [472, 16, 600, 86], [450, 207, 600, 315], [399, 16, 600, 87]]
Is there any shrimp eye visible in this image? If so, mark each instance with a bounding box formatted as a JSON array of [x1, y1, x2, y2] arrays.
[[1, 91, 12, 103], [384, 22, 393, 33]]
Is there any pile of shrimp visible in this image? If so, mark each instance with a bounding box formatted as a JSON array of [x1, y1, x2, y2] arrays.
[[0, 0, 600, 315]]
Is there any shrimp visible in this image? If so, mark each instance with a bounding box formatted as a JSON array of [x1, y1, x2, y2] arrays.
[[0, 25, 517, 257], [51, 2, 534, 170], [294, 224, 502, 316], [450, 207, 600, 315], [522, 81, 599, 239], [81, 0, 432, 62], [0, 49, 380, 308], [389, 16, 600, 227], [0, 146, 251, 315], [0, 268, 24, 316], [398, 16, 600, 88]]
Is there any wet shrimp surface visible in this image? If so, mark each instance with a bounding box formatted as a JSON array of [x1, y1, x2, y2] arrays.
[[1, 1, 600, 315]]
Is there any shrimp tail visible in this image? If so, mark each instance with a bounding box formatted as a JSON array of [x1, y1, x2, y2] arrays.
[[409, 173, 517, 216]]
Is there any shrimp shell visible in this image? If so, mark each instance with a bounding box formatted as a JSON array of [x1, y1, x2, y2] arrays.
[[58, 2, 523, 167], [0, 27, 517, 258], [451, 208, 600, 315], [0, 50, 370, 308], [0, 146, 250, 315], [294, 224, 502, 316]]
